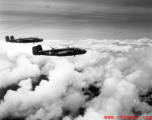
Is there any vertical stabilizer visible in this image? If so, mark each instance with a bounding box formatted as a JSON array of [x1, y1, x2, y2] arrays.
[[10, 36, 14, 40], [5, 36, 9, 42], [32, 45, 43, 55]]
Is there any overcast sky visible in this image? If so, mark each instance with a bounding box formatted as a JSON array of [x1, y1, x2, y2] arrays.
[[0, 0, 152, 40]]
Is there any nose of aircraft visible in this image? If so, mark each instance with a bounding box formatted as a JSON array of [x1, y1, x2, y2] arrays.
[[38, 39, 43, 42], [83, 49, 87, 53]]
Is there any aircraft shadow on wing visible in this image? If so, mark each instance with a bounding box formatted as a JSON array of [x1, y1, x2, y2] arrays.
[[5, 36, 43, 43], [32, 45, 87, 57]]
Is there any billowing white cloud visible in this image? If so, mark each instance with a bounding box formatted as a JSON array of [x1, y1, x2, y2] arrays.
[[0, 38, 152, 120]]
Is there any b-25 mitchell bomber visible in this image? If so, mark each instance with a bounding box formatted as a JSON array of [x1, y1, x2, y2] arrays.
[[32, 45, 87, 57], [5, 36, 43, 43]]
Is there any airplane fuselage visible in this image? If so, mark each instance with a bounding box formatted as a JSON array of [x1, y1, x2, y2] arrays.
[[5, 36, 43, 43], [8, 38, 43, 43], [38, 48, 86, 56], [32, 45, 87, 57]]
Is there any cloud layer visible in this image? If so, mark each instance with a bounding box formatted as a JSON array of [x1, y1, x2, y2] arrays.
[[0, 38, 152, 120]]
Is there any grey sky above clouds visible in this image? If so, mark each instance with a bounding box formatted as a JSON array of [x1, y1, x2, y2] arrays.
[[0, 0, 152, 40]]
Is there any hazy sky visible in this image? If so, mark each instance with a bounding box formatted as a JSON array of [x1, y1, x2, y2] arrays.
[[0, 0, 152, 40]]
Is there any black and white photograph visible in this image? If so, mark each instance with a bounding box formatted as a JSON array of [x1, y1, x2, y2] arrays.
[[0, 0, 152, 120]]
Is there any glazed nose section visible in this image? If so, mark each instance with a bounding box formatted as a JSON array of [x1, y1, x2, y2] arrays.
[[37, 38, 43, 42], [82, 49, 87, 54]]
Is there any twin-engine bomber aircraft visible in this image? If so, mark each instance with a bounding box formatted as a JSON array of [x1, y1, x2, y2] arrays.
[[33, 45, 87, 57], [5, 36, 43, 43]]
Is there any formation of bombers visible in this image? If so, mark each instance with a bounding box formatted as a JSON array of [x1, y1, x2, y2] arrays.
[[5, 36, 87, 57]]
